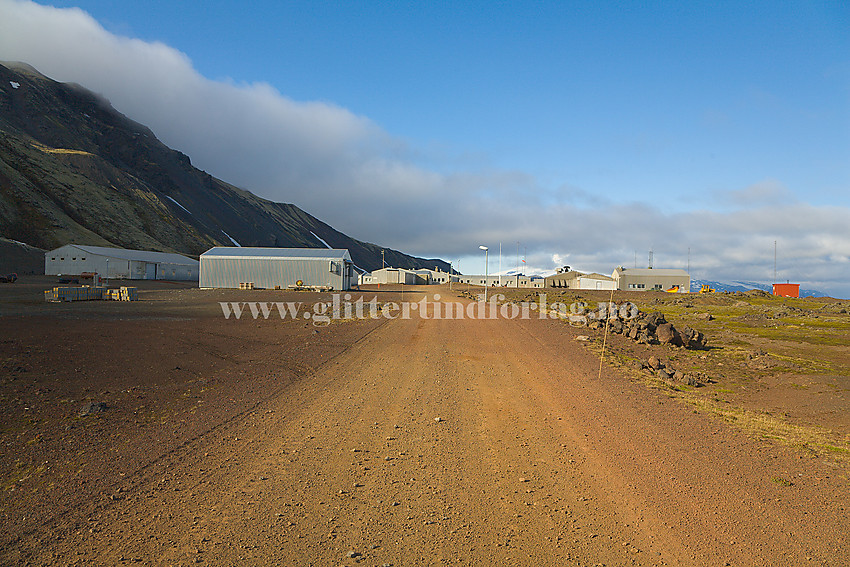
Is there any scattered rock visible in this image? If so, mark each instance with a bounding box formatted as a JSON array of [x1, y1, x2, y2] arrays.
[[680, 326, 706, 349], [696, 312, 713, 321], [655, 322, 682, 346], [647, 356, 663, 370], [607, 318, 624, 334], [683, 375, 700, 387], [347, 550, 361, 558], [434, 417, 443, 422], [79, 402, 108, 417], [575, 335, 590, 342]]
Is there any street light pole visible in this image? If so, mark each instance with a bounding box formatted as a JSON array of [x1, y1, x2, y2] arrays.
[[479, 245, 488, 303]]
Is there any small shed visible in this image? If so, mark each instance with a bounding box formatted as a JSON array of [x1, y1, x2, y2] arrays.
[[369, 267, 418, 285], [772, 283, 800, 298], [45, 244, 198, 280], [200, 247, 355, 290]]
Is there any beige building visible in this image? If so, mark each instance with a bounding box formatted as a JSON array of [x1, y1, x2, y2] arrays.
[[455, 274, 544, 288], [611, 267, 689, 292], [545, 270, 614, 290], [367, 267, 419, 285]]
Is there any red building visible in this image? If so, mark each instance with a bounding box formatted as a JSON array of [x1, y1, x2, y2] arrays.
[[772, 283, 800, 298]]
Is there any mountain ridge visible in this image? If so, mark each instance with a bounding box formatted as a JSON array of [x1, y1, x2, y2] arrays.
[[0, 61, 449, 272]]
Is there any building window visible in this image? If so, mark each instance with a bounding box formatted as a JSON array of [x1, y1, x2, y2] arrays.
[[72, 257, 76, 261]]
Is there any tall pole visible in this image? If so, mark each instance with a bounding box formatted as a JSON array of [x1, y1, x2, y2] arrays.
[[774, 240, 777, 284], [479, 245, 489, 303], [499, 242, 502, 287]]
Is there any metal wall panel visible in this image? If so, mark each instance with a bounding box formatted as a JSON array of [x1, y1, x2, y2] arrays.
[[200, 257, 347, 290]]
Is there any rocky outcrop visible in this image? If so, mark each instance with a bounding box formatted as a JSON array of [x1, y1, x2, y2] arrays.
[[577, 309, 707, 350], [639, 356, 706, 387]]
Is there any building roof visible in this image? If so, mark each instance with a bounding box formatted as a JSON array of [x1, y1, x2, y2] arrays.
[[544, 270, 582, 280], [580, 272, 614, 281], [50, 244, 198, 266], [201, 247, 351, 261], [612, 267, 689, 277]]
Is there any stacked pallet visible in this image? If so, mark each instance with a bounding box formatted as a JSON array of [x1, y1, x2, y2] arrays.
[[44, 286, 139, 302], [43, 286, 105, 302], [104, 287, 138, 301]]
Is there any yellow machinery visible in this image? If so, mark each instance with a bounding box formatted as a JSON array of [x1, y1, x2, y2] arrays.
[[666, 285, 680, 293], [700, 284, 715, 293]]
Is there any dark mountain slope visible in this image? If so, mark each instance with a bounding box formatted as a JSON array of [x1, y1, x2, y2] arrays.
[[0, 62, 448, 272]]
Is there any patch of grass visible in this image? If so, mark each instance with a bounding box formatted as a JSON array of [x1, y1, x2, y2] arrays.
[[678, 396, 850, 462], [31, 141, 94, 157], [771, 476, 794, 487], [1, 461, 47, 491], [817, 444, 850, 455]]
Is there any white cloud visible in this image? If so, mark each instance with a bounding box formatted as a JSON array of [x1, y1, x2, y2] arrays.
[[1, 0, 849, 297]]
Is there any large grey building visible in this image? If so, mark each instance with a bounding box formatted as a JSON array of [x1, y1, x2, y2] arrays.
[[611, 267, 689, 292], [45, 244, 198, 280], [199, 247, 355, 290]]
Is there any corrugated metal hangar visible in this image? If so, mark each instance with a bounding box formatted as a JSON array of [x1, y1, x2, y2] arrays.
[[199, 247, 355, 290], [45, 244, 199, 280]]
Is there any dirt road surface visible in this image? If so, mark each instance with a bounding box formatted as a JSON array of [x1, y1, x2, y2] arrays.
[[1, 285, 847, 566]]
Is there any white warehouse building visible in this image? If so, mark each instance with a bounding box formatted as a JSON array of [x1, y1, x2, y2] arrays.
[[200, 247, 355, 290], [45, 244, 199, 280]]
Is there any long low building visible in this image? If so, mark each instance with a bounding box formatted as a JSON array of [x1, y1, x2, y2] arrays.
[[455, 274, 544, 288], [364, 267, 457, 285], [368, 267, 420, 285], [45, 244, 199, 280], [200, 247, 355, 290], [612, 267, 690, 292]]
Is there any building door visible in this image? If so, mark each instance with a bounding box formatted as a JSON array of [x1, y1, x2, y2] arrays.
[[145, 263, 156, 280]]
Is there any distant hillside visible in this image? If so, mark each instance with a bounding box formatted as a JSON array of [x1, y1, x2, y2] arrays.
[[690, 279, 827, 298], [0, 236, 43, 275], [0, 62, 448, 272]]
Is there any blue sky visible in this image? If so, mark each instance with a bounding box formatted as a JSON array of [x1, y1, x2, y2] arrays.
[[1, 1, 849, 295]]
